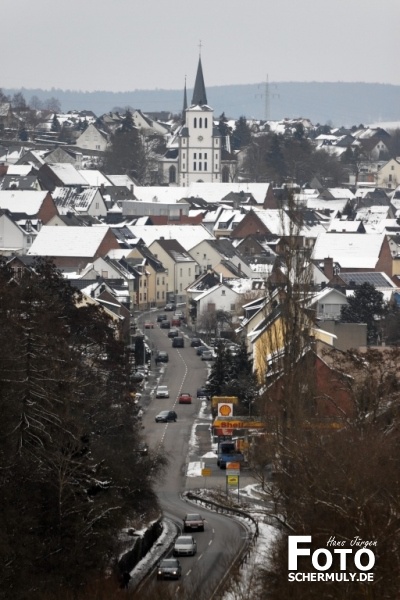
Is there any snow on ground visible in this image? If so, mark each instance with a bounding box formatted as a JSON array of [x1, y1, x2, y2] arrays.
[[198, 399, 212, 420], [186, 461, 204, 477], [202, 451, 217, 459], [240, 483, 265, 501]]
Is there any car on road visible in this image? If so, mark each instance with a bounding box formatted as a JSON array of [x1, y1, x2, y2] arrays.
[[157, 314, 167, 322], [144, 321, 154, 329], [183, 513, 205, 532], [178, 392, 192, 404], [201, 350, 215, 361], [197, 387, 209, 400], [172, 336, 184, 348], [156, 385, 170, 398], [190, 337, 202, 347], [155, 350, 169, 364], [157, 558, 182, 580], [173, 535, 197, 557], [160, 320, 170, 329], [155, 410, 177, 423], [164, 303, 176, 311], [171, 317, 181, 326], [168, 328, 179, 338], [196, 345, 209, 356]]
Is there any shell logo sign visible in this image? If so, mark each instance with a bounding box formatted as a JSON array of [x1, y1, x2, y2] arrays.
[[218, 403, 233, 417]]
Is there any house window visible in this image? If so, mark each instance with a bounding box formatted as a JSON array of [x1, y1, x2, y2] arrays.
[[162, 277, 165, 284], [26, 236, 32, 245], [162, 291, 165, 299], [180, 268, 183, 276], [230, 303, 235, 310], [222, 290, 226, 296], [157, 278, 159, 285], [203, 254, 206, 259], [180, 283, 182, 291], [188, 268, 191, 276], [95, 203, 99, 209], [389, 175, 392, 182], [140, 280, 142, 287], [144, 293, 147, 301], [139, 293, 142, 301], [157, 291, 159, 299], [391, 165, 394, 170]]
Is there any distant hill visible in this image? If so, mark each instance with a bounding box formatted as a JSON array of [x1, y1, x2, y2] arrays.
[[4, 82, 400, 128]]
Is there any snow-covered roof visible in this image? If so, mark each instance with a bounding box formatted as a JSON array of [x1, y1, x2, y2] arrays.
[[78, 170, 111, 187], [47, 163, 89, 186], [328, 219, 362, 233], [28, 225, 112, 257], [312, 232, 385, 268], [133, 186, 187, 204], [186, 182, 271, 204], [0, 190, 48, 214], [107, 174, 136, 189], [126, 225, 214, 251], [251, 207, 293, 236], [6, 165, 33, 176]]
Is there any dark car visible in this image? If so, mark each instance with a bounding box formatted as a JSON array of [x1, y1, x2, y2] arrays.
[[183, 513, 205, 532], [155, 350, 169, 364], [172, 336, 184, 348], [157, 314, 167, 322], [168, 328, 179, 338], [157, 558, 182, 580], [190, 337, 202, 347], [160, 320, 171, 329], [196, 345, 208, 356], [164, 303, 176, 311], [155, 410, 177, 423], [197, 387, 209, 400]]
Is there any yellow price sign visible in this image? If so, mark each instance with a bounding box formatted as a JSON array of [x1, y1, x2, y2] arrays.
[[227, 475, 238, 486]]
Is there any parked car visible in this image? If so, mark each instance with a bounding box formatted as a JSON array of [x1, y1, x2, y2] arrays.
[[196, 345, 208, 356], [157, 558, 182, 580], [157, 314, 167, 322], [190, 337, 202, 347], [164, 303, 176, 311], [155, 410, 177, 423], [155, 350, 169, 364], [201, 350, 215, 361], [172, 336, 184, 348], [168, 328, 179, 338], [173, 535, 197, 557], [156, 385, 169, 398], [183, 513, 205, 532], [178, 392, 192, 404], [174, 311, 184, 319], [144, 321, 154, 329], [160, 320, 170, 329], [171, 317, 181, 326]]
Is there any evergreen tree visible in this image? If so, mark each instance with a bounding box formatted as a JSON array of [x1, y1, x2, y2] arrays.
[[103, 110, 145, 180], [51, 113, 61, 132], [340, 282, 387, 344], [232, 116, 252, 150]]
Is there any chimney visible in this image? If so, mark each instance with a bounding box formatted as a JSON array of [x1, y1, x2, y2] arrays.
[[323, 257, 334, 280]]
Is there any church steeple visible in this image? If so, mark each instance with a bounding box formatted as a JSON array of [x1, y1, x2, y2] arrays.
[[182, 76, 188, 123], [191, 57, 208, 107]]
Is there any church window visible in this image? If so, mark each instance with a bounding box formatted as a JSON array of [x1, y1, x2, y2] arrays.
[[183, 163, 186, 169], [199, 163, 202, 171], [215, 153, 218, 160], [169, 165, 176, 183], [204, 153, 207, 159], [183, 152, 186, 159], [199, 153, 202, 159], [222, 166, 229, 182], [194, 153, 197, 159], [205, 118, 208, 128], [199, 117, 202, 128], [216, 139, 219, 145], [194, 162, 197, 171], [194, 118, 197, 128], [204, 162, 207, 171]]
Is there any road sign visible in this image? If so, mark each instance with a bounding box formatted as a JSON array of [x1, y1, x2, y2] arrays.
[[226, 462, 241, 470], [226, 469, 240, 476], [201, 468, 212, 477], [227, 475, 239, 486]]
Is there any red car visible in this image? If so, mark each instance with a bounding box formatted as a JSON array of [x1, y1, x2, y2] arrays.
[[178, 393, 192, 404], [144, 322, 154, 329]]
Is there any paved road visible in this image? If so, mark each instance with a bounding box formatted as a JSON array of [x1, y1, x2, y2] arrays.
[[138, 311, 250, 597]]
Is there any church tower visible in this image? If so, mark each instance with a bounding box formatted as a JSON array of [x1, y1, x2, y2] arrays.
[[178, 56, 222, 186]]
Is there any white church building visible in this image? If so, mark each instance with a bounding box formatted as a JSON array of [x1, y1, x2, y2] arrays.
[[159, 58, 237, 186]]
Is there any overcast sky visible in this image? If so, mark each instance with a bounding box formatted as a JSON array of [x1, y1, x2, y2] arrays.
[[2, 0, 400, 93]]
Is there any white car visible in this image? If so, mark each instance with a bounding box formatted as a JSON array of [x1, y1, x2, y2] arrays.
[[156, 385, 170, 398]]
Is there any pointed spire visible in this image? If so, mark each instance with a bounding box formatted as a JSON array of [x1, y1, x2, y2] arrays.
[[191, 57, 208, 107], [182, 76, 188, 123]]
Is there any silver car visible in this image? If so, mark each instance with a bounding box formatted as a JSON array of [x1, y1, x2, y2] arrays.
[[173, 535, 197, 556], [156, 385, 169, 398]]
